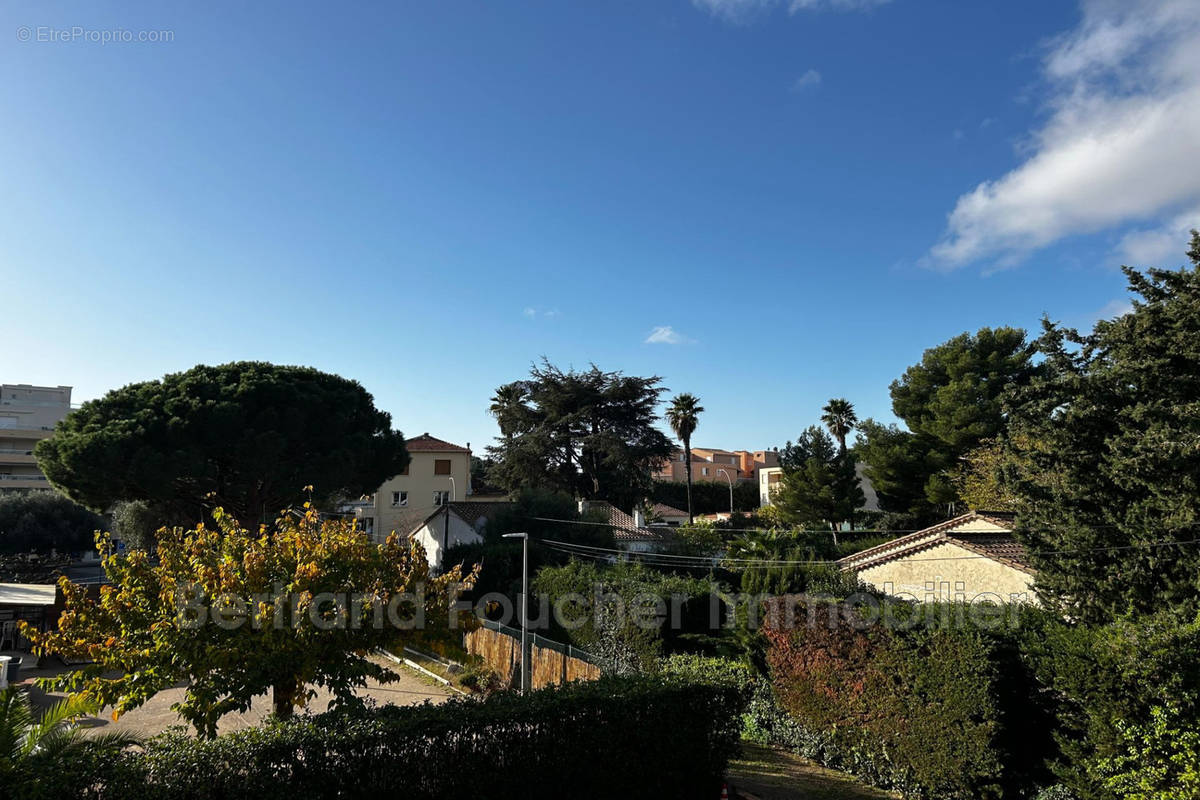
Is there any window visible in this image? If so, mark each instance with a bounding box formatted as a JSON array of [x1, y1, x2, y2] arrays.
[[391, 491, 408, 507], [361, 517, 374, 535], [434, 459, 452, 475], [702, 467, 710, 476], [433, 490, 449, 507]]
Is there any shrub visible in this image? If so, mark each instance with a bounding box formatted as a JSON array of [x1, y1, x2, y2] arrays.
[[761, 596, 1053, 799], [0, 492, 103, 554], [532, 560, 721, 671], [99, 675, 746, 800], [1023, 611, 1200, 800]]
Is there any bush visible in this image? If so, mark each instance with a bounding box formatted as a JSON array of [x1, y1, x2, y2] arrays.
[[98, 675, 746, 800], [1023, 611, 1200, 800], [761, 596, 1054, 800], [0, 492, 104, 554], [532, 560, 721, 671]]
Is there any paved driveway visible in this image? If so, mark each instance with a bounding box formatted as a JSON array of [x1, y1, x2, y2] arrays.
[[20, 653, 452, 736]]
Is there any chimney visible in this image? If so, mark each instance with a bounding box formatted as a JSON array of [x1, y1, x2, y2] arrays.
[[633, 508, 646, 528], [578, 499, 589, 516]]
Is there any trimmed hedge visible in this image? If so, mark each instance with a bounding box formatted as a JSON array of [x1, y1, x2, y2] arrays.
[[761, 596, 1053, 800], [75, 675, 746, 800]]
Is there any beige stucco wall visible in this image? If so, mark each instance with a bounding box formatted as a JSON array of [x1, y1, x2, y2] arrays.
[[357, 450, 471, 540], [856, 540, 1038, 605], [0, 384, 72, 492]]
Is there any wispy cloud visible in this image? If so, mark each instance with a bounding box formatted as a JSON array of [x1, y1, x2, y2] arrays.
[[1118, 205, 1200, 266], [791, 69, 822, 92], [522, 307, 561, 320], [789, 0, 890, 10], [928, 0, 1200, 270], [645, 325, 693, 345], [1094, 298, 1134, 320], [692, 0, 888, 23]]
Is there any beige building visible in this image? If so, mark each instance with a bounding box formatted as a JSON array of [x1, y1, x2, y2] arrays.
[[838, 512, 1038, 605], [758, 466, 783, 506], [0, 384, 73, 493], [352, 433, 473, 543]]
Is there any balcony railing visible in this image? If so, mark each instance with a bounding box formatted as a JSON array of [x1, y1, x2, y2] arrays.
[[0, 474, 48, 482]]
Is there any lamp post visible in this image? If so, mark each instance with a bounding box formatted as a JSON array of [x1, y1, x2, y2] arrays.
[[717, 468, 734, 516], [441, 477, 458, 563], [502, 532, 530, 694]]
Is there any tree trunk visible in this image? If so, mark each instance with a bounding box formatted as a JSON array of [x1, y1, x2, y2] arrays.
[[684, 437, 694, 525], [272, 679, 296, 719]]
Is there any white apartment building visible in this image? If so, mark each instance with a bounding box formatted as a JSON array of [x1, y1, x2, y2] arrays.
[[353, 433, 473, 543], [0, 384, 73, 493]]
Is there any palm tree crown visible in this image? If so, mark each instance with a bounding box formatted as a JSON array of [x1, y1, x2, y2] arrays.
[[821, 398, 858, 454], [665, 393, 704, 444], [666, 393, 704, 524]]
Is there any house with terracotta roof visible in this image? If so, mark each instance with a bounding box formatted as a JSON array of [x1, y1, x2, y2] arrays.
[[838, 512, 1038, 605], [581, 501, 675, 554], [352, 433, 474, 544], [648, 502, 689, 526], [409, 501, 514, 569]]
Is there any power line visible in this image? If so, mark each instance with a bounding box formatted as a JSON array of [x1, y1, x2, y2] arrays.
[[525, 515, 922, 536], [538, 535, 1200, 568]]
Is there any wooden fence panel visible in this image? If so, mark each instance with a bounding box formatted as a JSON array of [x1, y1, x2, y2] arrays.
[[465, 625, 599, 689]]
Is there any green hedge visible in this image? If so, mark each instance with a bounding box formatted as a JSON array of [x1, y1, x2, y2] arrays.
[[71, 675, 745, 800], [761, 597, 1053, 800], [532, 560, 722, 671], [652, 480, 760, 514], [1022, 611, 1200, 800]]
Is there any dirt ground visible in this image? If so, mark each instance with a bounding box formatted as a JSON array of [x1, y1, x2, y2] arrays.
[[727, 742, 900, 800], [14, 652, 451, 736]]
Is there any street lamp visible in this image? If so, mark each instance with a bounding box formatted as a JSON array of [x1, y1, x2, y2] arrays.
[[502, 532, 530, 694], [717, 468, 734, 516], [441, 476, 458, 559]]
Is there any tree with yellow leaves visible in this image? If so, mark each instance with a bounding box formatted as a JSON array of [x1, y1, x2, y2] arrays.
[[26, 503, 476, 737]]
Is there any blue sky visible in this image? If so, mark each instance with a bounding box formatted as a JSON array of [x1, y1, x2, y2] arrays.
[[4, 0, 1199, 455]]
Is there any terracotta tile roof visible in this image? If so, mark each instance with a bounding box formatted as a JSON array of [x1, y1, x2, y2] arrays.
[[445, 501, 513, 528], [837, 511, 1031, 573], [586, 501, 673, 542], [408, 501, 514, 536], [650, 502, 688, 518], [405, 433, 470, 453]]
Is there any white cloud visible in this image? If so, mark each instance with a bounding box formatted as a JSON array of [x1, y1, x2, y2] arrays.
[[523, 307, 561, 319], [929, 0, 1200, 269], [791, 69, 822, 92], [523, 307, 537, 318], [1093, 298, 1134, 321], [692, 0, 888, 23], [789, 0, 890, 10], [1118, 205, 1200, 265], [645, 325, 693, 345]]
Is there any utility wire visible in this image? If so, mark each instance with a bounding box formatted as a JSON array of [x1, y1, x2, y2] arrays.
[[538, 534, 1200, 568]]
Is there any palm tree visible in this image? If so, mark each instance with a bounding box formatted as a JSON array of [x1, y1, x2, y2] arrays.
[[0, 687, 139, 788], [821, 398, 858, 456], [665, 393, 704, 524], [489, 382, 527, 440]]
